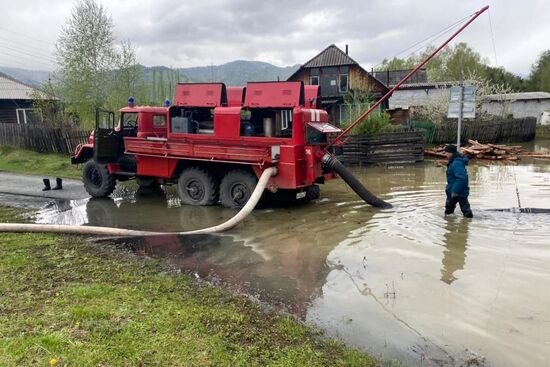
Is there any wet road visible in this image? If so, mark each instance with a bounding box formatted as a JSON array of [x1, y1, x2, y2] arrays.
[[2, 141, 550, 366], [0, 172, 86, 200]]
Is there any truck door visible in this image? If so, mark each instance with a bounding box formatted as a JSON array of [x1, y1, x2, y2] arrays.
[[94, 109, 121, 164]]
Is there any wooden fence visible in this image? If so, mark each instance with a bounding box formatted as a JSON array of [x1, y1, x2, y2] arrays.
[[432, 117, 537, 144], [0, 123, 90, 154], [342, 131, 425, 165]]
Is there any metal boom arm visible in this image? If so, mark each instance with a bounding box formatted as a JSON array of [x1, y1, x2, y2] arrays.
[[331, 5, 489, 146]]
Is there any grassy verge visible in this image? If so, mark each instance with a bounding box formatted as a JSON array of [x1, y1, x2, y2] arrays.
[[0, 206, 384, 367], [0, 146, 81, 180]]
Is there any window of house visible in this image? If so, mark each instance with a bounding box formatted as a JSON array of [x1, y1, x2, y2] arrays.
[[153, 115, 166, 127], [16, 108, 42, 124], [310, 76, 319, 85], [338, 74, 348, 93]]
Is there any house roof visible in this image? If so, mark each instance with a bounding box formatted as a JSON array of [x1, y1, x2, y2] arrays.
[[301, 44, 360, 68], [483, 92, 550, 101], [287, 44, 389, 93], [0, 71, 49, 100]]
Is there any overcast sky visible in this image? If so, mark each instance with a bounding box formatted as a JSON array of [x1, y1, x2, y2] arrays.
[[0, 0, 548, 76]]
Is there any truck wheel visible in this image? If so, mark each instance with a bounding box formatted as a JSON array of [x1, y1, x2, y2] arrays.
[[220, 169, 258, 209], [177, 167, 218, 206], [136, 176, 159, 189], [82, 160, 117, 198], [306, 185, 321, 201]]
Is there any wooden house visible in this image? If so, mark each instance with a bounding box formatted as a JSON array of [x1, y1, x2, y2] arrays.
[[287, 44, 389, 125], [0, 71, 51, 124]]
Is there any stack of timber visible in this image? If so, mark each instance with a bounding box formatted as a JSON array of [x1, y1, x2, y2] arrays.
[[425, 139, 523, 161], [518, 151, 550, 160], [343, 131, 425, 165]]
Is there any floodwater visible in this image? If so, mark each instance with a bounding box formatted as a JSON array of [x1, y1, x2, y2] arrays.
[[8, 140, 550, 366]]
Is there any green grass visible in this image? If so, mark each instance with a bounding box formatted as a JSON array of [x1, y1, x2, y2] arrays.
[[0, 146, 81, 179], [0, 206, 385, 367]]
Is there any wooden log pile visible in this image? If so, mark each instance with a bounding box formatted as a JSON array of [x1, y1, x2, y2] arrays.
[[424, 139, 524, 161], [518, 151, 550, 160]]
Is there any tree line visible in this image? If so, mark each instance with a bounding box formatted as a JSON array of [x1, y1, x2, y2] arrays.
[[377, 42, 550, 93], [37, 0, 184, 127]]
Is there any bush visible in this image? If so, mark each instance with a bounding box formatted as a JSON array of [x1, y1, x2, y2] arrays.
[[340, 111, 393, 135]]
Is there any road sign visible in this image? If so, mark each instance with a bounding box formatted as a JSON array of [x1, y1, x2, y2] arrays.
[[447, 85, 476, 119], [447, 85, 476, 149]]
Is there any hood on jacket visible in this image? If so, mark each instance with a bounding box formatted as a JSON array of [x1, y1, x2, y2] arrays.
[[449, 152, 469, 166]]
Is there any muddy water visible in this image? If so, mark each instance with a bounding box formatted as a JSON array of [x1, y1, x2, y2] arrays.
[[16, 141, 550, 366]]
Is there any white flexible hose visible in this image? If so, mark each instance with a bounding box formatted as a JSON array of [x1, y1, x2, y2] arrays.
[[0, 167, 277, 237]]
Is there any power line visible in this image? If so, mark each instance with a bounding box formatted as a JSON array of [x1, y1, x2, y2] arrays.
[[0, 40, 56, 62], [0, 50, 55, 70], [395, 15, 471, 59], [0, 49, 55, 66], [0, 26, 55, 46], [0, 35, 55, 58], [0, 45, 56, 65], [373, 12, 473, 70]]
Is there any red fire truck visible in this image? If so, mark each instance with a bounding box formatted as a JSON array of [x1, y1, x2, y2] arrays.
[[72, 81, 341, 208]]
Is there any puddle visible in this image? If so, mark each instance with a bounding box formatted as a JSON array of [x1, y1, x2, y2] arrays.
[[6, 139, 550, 366]]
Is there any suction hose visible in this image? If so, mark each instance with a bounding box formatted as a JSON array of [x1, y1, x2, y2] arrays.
[[322, 153, 392, 209], [0, 167, 278, 237]]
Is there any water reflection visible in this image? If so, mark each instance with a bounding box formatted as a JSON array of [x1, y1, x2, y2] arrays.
[[440, 217, 469, 285], [110, 233, 334, 317]]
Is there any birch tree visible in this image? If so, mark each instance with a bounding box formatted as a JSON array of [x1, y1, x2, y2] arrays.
[[55, 0, 115, 127]]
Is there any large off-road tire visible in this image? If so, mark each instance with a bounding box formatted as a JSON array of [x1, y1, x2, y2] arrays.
[[305, 184, 321, 201], [177, 167, 218, 206], [82, 160, 117, 198], [220, 169, 258, 209]]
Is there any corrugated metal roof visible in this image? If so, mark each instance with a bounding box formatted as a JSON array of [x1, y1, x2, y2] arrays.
[[302, 44, 359, 68], [0, 71, 45, 100], [396, 81, 457, 89], [484, 92, 550, 101]]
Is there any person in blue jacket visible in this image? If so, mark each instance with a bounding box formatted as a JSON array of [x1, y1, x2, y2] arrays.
[[444, 145, 473, 218]]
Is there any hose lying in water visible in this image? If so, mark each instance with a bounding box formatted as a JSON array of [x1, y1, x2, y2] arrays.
[[0, 167, 278, 237], [322, 153, 392, 209], [487, 208, 550, 214]]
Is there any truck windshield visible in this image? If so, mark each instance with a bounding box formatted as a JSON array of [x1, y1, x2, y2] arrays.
[[122, 112, 138, 127]]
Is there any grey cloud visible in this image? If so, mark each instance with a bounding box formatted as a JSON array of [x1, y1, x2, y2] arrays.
[[0, 0, 548, 75]]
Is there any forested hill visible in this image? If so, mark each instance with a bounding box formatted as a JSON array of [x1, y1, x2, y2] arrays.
[[0, 60, 300, 88], [144, 60, 300, 86]]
